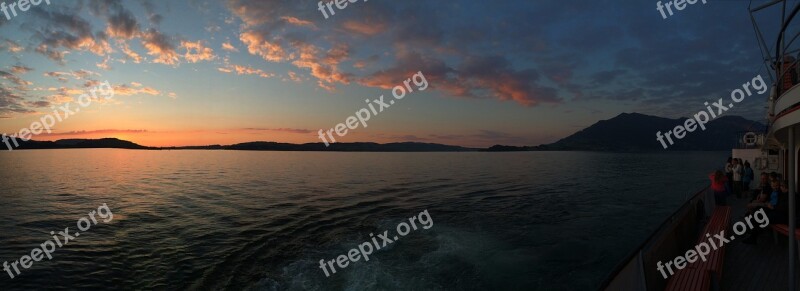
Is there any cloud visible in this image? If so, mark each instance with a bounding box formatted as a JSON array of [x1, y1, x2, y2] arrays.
[[36, 129, 149, 137], [239, 30, 288, 62], [84, 80, 102, 88], [138, 0, 163, 25], [27, 100, 52, 108], [106, 8, 140, 39], [10, 66, 33, 74], [0, 86, 34, 115], [45, 85, 110, 104], [243, 127, 312, 134], [457, 55, 560, 106], [237, 29, 351, 89], [341, 19, 388, 36], [223, 0, 569, 103], [72, 69, 99, 79], [181, 40, 216, 63], [353, 55, 379, 69], [34, 45, 68, 64], [291, 42, 351, 90], [225, 0, 304, 27], [359, 50, 560, 106], [285, 71, 302, 82], [0, 71, 33, 87], [112, 84, 161, 96], [221, 42, 239, 52], [44, 72, 71, 82], [43, 70, 99, 82], [118, 41, 143, 63], [140, 28, 180, 65], [281, 16, 316, 28], [591, 69, 627, 85], [218, 64, 274, 78], [0, 39, 24, 53], [96, 57, 112, 70], [31, 9, 112, 61], [48, 87, 84, 95]]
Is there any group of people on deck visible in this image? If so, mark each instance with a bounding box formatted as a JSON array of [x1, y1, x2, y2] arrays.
[[709, 156, 800, 244], [710, 157, 752, 205]]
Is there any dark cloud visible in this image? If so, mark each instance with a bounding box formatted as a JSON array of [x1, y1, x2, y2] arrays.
[[38, 129, 149, 137], [243, 128, 312, 134], [0, 70, 31, 86], [592, 70, 627, 85], [31, 8, 111, 61], [28, 100, 51, 108], [10, 65, 32, 74], [107, 8, 140, 39], [0, 87, 34, 115], [140, 28, 179, 65], [138, 0, 163, 24]]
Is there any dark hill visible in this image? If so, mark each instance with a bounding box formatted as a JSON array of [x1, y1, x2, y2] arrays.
[[534, 113, 763, 151], [14, 138, 149, 150]]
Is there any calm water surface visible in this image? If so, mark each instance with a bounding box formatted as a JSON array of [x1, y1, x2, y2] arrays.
[[0, 150, 727, 290]]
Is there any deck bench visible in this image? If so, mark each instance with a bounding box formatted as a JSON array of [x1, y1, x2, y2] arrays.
[[664, 268, 710, 291], [665, 206, 731, 291]]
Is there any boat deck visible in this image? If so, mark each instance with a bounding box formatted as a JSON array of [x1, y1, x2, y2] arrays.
[[720, 195, 800, 291]]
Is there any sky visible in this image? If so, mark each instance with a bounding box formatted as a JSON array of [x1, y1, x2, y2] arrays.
[[0, 0, 788, 147]]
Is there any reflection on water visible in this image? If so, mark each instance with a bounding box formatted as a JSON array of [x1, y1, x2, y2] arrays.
[[0, 149, 726, 290]]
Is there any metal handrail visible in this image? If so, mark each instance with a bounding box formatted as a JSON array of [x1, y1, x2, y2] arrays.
[[774, 2, 800, 97], [596, 186, 709, 290], [765, 3, 799, 289]]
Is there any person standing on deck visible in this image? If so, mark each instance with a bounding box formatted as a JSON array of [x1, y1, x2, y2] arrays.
[[758, 172, 772, 201], [732, 158, 743, 199], [710, 170, 728, 206], [743, 161, 754, 198], [725, 157, 734, 195]]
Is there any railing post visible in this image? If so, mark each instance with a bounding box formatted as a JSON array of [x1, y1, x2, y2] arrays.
[[637, 251, 648, 291], [789, 125, 796, 291]]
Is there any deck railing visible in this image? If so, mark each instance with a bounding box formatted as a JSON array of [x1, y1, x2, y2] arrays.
[[597, 186, 713, 291]]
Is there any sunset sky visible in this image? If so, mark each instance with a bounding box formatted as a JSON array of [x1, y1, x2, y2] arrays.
[[0, 0, 780, 147]]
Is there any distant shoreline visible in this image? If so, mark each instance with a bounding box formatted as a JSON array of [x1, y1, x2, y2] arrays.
[[4, 138, 730, 153], [3, 112, 763, 152]]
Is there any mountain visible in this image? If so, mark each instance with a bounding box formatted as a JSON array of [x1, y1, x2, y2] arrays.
[[12, 138, 149, 150], [485, 113, 764, 151]]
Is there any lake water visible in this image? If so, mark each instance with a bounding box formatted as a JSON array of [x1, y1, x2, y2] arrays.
[[0, 149, 727, 290]]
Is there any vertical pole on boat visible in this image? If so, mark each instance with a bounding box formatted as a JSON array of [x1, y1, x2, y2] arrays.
[[790, 126, 796, 291]]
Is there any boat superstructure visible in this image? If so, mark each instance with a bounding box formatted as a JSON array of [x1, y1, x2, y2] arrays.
[[751, 0, 798, 289], [600, 1, 798, 290]]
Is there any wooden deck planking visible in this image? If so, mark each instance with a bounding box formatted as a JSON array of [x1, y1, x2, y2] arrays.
[[719, 196, 800, 291]]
